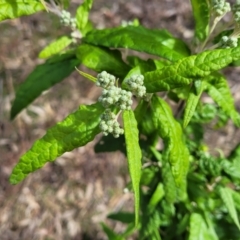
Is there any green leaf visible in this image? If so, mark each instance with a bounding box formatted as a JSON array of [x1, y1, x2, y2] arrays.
[[189, 212, 217, 240], [75, 68, 96, 83], [221, 159, 240, 180], [122, 66, 142, 90], [126, 56, 156, 72], [76, 0, 93, 32], [203, 212, 219, 240], [123, 110, 142, 225], [144, 47, 240, 92], [134, 100, 156, 136], [219, 187, 240, 230], [161, 157, 177, 204], [151, 95, 189, 187], [76, 44, 130, 78], [83, 25, 190, 61], [149, 183, 165, 208], [11, 53, 80, 119], [229, 144, 240, 161], [183, 81, 205, 128], [107, 212, 135, 224], [140, 208, 161, 240], [232, 191, 240, 212], [121, 223, 136, 238], [140, 167, 157, 186], [9, 103, 105, 184], [38, 36, 73, 59], [205, 73, 240, 126], [101, 222, 124, 240], [190, 0, 210, 41], [176, 214, 190, 235], [0, 0, 45, 22]]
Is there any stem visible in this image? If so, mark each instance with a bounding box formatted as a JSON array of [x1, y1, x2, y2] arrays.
[[199, 17, 220, 52]]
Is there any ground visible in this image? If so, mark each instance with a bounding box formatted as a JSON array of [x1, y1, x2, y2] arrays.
[[1, 0, 240, 239]]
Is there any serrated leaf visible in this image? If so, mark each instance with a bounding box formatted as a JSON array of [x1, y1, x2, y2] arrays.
[[10, 103, 105, 184], [0, 0, 45, 22], [183, 81, 205, 128], [11, 53, 80, 119], [190, 0, 210, 41], [123, 110, 142, 225], [140, 209, 161, 240], [38, 36, 73, 59], [77, 44, 130, 78], [144, 47, 240, 92], [189, 212, 216, 240], [151, 95, 189, 187], [107, 212, 135, 224], [205, 73, 240, 126], [220, 187, 240, 230], [76, 0, 93, 32], [101, 222, 124, 240], [83, 25, 190, 61], [161, 157, 177, 204]]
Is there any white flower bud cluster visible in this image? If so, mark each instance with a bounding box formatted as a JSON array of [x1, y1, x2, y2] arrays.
[[96, 71, 135, 137], [97, 71, 133, 110], [220, 36, 238, 48], [233, 4, 240, 23], [125, 74, 146, 98], [212, 0, 231, 16], [99, 109, 124, 138], [60, 10, 77, 29], [96, 71, 116, 88]]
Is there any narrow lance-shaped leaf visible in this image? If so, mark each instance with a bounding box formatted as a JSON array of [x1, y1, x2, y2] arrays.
[[219, 187, 240, 230], [83, 25, 190, 61], [38, 36, 73, 59], [183, 80, 205, 128], [107, 212, 135, 224], [149, 183, 165, 208], [190, 0, 210, 41], [205, 73, 240, 126], [10, 103, 105, 184], [11, 53, 80, 119], [101, 223, 124, 240], [151, 95, 189, 187], [76, 44, 130, 78], [144, 46, 240, 92], [0, 0, 45, 22], [76, 0, 93, 32], [123, 110, 142, 225], [161, 155, 177, 204]]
